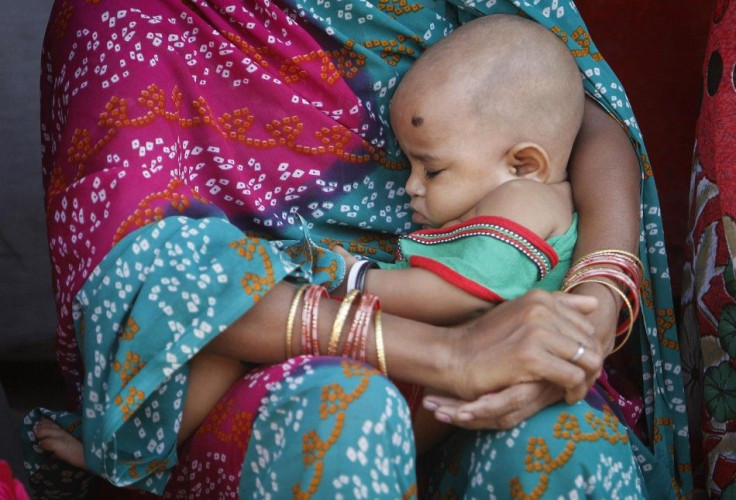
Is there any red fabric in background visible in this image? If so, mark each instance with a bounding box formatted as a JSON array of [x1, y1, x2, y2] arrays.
[[576, 1, 714, 298]]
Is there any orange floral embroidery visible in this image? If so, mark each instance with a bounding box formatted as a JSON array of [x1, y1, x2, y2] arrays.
[[113, 178, 199, 243], [363, 34, 422, 66], [50, 0, 74, 40], [113, 351, 146, 388], [551, 26, 602, 61], [224, 32, 272, 70], [229, 237, 276, 303], [320, 234, 398, 258], [293, 361, 379, 499], [120, 317, 140, 341], [652, 417, 673, 444], [657, 308, 677, 338], [511, 407, 629, 499], [281, 50, 341, 85], [641, 278, 654, 310], [376, 0, 424, 16], [280, 40, 366, 85], [196, 396, 253, 452], [146, 459, 168, 475], [114, 386, 145, 421], [641, 154, 654, 179], [58, 82, 406, 186]]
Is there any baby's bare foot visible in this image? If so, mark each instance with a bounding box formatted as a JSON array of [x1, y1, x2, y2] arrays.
[[34, 418, 85, 469]]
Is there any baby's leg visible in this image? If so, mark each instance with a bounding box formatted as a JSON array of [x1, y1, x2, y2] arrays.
[[33, 352, 247, 470], [178, 352, 247, 445]]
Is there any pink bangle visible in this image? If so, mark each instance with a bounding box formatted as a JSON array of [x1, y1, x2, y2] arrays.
[[300, 285, 328, 355], [343, 293, 380, 362], [563, 250, 643, 338]]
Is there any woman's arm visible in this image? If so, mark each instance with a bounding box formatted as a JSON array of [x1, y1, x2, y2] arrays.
[[568, 96, 640, 355], [204, 282, 602, 402]]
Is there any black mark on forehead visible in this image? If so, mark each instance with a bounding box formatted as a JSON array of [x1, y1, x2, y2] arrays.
[[411, 116, 424, 127]]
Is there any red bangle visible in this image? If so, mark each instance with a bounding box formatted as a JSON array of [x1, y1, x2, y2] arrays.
[[343, 293, 380, 362], [300, 285, 328, 355]]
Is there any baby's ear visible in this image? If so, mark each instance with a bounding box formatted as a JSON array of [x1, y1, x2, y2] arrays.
[[506, 142, 551, 181]]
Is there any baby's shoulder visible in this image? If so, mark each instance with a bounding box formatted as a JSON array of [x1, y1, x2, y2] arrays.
[[475, 180, 572, 238]]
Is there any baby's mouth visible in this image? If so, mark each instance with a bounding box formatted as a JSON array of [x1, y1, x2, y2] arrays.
[[411, 211, 430, 226]]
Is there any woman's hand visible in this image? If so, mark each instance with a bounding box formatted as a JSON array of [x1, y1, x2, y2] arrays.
[[332, 245, 358, 297], [445, 289, 603, 404], [422, 381, 565, 430]]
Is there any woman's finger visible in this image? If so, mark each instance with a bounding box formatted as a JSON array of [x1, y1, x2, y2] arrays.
[[513, 316, 602, 383], [566, 281, 621, 354], [520, 341, 597, 398], [550, 291, 598, 337], [425, 382, 565, 430], [522, 293, 604, 383], [554, 290, 599, 315], [515, 291, 597, 349]]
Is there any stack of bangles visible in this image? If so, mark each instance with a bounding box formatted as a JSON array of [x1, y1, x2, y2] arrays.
[[285, 283, 388, 375], [561, 249, 644, 353]]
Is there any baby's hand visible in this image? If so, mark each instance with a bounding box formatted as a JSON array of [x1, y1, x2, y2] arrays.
[[332, 245, 358, 297], [333, 245, 359, 267]]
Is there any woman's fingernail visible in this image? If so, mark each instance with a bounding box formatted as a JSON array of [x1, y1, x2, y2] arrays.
[[436, 412, 451, 423], [423, 399, 438, 411], [457, 411, 473, 421]]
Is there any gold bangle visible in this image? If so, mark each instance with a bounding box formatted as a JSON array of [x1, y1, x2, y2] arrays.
[[328, 290, 360, 356], [286, 284, 309, 359], [374, 309, 387, 375], [564, 278, 635, 354]]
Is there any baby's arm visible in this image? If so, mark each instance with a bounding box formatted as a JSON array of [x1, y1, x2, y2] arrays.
[[362, 265, 492, 325], [335, 180, 571, 325], [333, 246, 491, 324], [333, 246, 490, 324]]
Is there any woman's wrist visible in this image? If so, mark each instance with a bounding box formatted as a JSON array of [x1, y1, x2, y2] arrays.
[[380, 312, 454, 391]]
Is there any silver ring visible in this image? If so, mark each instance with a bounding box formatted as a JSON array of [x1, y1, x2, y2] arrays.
[[570, 343, 586, 363]]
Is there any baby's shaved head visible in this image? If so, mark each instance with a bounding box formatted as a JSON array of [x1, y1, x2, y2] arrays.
[[392, 15, 585, 173]]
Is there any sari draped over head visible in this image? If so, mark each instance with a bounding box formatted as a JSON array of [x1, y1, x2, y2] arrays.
[[23, 0, 690, 497]]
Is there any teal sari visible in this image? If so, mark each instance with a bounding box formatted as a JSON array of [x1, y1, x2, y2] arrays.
[[23, 0, 689, 497]]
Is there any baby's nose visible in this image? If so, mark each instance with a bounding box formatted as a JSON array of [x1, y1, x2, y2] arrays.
[[405, 175, 425, 197]]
